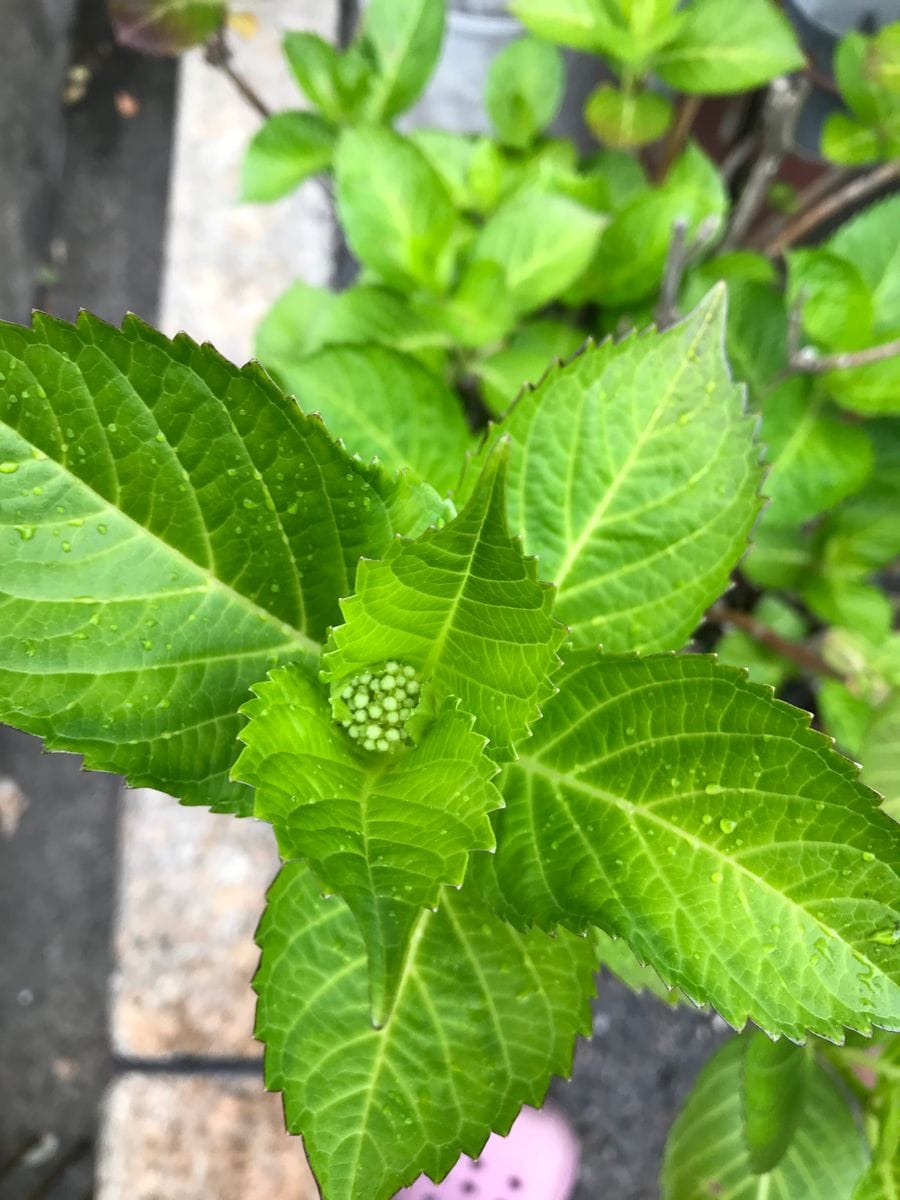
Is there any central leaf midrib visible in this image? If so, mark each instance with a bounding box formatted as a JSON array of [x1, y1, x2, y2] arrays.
[[6, 423, 320, 661]]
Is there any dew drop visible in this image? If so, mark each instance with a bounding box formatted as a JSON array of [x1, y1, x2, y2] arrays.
[[710, 871, 723, 884], [705, 783, 724, 795], [61, 541, 71, 552], [862, 851, 875, 862], [15, 526, 35, 541], [107, 423, 118, 433], [142, 639, 154, 651], [0, 461, 20, 473], [97, 524, 108, 535], [719, 818, 736, 834]]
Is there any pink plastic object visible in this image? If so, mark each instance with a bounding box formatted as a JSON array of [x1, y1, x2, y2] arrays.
[[394, 1105, 580, 1200]]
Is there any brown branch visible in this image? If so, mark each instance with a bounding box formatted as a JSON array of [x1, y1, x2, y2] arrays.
[[721, 75, 810, 251], [791, 335, 900, 373], [205, 30, 272, 120], [655, 218, 689, 329], [654, 94, 702, 183], [750, 166, 849, 250], [764, 159, 900, 256], [709, 603, 844, 681]]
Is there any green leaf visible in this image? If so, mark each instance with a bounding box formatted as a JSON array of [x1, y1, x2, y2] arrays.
[[240, 111, 336, 203], [324, 445, 563, 761], [827, 196, 900, 336], [741, 1031, 809, 1173], [256, 281, 448, 376], [508, 0, 628, 53], [474, 318, 586, 417], [469, 187, 606, 315], [585, 141, 727, 306], [410, 130, 506, 214], [415, 261, 516, 349], [485, 37, 565, 149], [758, 377, 873, 529], [262, 344, 473, 495], [234, 662, 501, 1023], [335, 126, 459, 293], [360, 0, 445, 120], [862, 695, 900, 823], [787, 249, 875, 351], [853, 1081, 900, 1199], [662, 1036, 868, 1199], [108, 0, 224, 54], [593, 927, 683, 1005], [283, 32, 371, 123], [585, 85, 673, 148], [815, 419, 900, 575], [0, 313, 440, 813], [822, 113, 890, 165], [491, 650, 900, 1040], [654, 0, 804, 94], [255, 860, 596, 1200], [870, 23, 900, 93], [471, 289, 760, 652]]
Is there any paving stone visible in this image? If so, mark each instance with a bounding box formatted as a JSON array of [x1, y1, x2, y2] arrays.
[[96, 1073, 319, 1200], [159, 0, 340, 366], [111, 789, 280, 1059]]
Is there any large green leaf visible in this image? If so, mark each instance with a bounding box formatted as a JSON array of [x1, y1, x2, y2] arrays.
[[469, 187, 607, 315], [240, 111, 336, 203], [654, 0, 804, 94], [325, 446, 562, 761], [662, 1036, 868, 1199], [360, 0, 446, 120], [108, 0, 224, 54], [255, 861, 596, 1200], [0, 314, 441, 813], [234, 662, 501, 1023], [471, 288, 760, 652], [265, 344, 473, 495], [335, 127, 459, 293], [490, 651, 900, 1040], [475, 318, 586, 417], [741, 1031, 809, 1173], [485, 36, 565, 149]]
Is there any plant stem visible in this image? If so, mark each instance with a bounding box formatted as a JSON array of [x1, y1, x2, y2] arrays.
[[654, 94, 702, 183], [721, 75, 810, 251], [790, 335, 900, 373], [765, 159, 900, 255], [750, 166, 849, 250], [205, 30, 272, 120], [655, 218, 689, 328], [709, 603, 844, 681]]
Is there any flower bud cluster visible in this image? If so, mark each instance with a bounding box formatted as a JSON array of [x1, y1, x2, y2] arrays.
[[338, 661, 421, 752]]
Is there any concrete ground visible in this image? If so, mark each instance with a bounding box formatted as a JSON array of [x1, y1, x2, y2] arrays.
[[0, 4, 728, 1198]]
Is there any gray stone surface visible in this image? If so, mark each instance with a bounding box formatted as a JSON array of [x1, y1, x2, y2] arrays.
[[159, 0, 339, 366], [111, 791, 279, 1060], [96, 1074, 319, 1200]]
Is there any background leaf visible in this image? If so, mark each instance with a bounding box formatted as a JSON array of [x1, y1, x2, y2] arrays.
[[475, 318, 585, 417], [235, 662, 501, 1023], [485, 36, 565, 149], [255, 861, 596, 1200], [264, 344, 473, 495], [662, 1036, 868, 1199], [654, 0, 804, 94], [741, 1031, 809, 1173], [283, 32, 371, 123], [335, 127, 459, 293], [471, 288, 760, 652], [585, 85, 673, 148], [360, 0, 446, 120], [240, 111, 335, 203], [325, 446, 562, 761], [0, 314, 441, 812], [107, 0, 224, 55], [491, 651, 900, 1041]]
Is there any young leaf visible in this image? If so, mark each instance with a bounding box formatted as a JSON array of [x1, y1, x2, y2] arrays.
[[585, 85, 673, 148], [469, 187, 607, 315], [256, 281, 448, 376], [410, 130, 507, 215], [324, 445, 563, 761], [485, 37, 565, 150], [240, 111, 336, 203], [255, 861, 596, 1200], [283, 32, 371, 123], [471, 288, 760, 653], [0, 314, 440, 813], [490, 651, 900, 1041], [264, 344, 474, 495], [335, 126, 459, 293], [662, 1037, 868, 1199], [508, 0, 627, 53], [741, 1031, 809, 1173], [234, 662, 501, 1024], [654, 0, 804, 94], [360, 0, 446, 121], [108, 0, 224, 55]]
